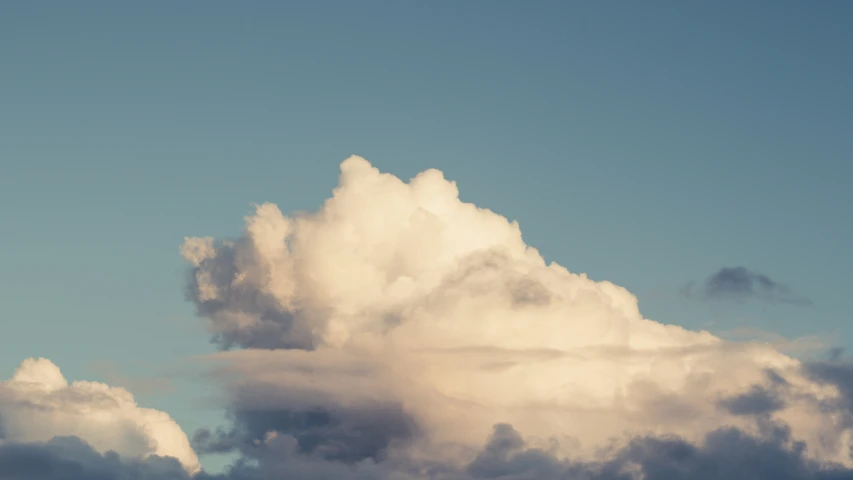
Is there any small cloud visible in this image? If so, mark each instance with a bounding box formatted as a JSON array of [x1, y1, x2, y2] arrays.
[[683, 267, 812, 305], [0, 437, 192, 480]]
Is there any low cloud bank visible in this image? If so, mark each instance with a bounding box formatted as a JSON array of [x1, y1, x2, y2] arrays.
[[0, 358, 200, 474]]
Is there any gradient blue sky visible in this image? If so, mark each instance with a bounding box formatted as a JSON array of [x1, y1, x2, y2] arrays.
[[2, 1, 851, 470]]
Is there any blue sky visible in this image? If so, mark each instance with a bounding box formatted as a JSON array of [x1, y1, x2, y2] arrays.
[[2, 1, 852, 473]]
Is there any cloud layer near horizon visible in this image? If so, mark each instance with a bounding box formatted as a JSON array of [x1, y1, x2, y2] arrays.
[[176, 156, 853, 478], [0, 358, 200, 474]]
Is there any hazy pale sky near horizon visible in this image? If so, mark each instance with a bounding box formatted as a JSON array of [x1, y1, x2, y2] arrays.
[[2, 1, 852, 473]]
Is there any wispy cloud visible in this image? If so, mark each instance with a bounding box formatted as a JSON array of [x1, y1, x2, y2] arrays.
[[86, 359, 175, 396], [715, 326, 829, 356]]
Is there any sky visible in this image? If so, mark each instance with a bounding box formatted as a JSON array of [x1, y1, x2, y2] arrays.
[[1, 2, 853, 479]]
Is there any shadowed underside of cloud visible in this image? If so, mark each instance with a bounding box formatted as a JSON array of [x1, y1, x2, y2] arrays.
[[0, 436, 196, 480], [185, 421, 853, 480], [6, 421, 853, 480], [683, 266, 812, 305], [460, 422, 853, 480], [192, 401, 419, 463]]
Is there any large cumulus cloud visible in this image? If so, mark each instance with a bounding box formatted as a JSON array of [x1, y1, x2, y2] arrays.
[[0, 358, 200, 474], [178, 156, 853, 478]]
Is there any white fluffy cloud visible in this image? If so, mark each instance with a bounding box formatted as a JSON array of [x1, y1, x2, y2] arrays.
[[182, 156, 853, 472], [0, 357, 200, 473]]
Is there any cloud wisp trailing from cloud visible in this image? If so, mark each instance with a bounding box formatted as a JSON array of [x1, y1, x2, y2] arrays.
[[683, 266, 812, 305], [172, 156, 853, 479]]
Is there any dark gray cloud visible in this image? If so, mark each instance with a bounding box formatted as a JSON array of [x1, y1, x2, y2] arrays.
[[193, 402, 419, 464], [600, 426, 847, 480], [0, 436, 198, 480], [455, 421, 853, 480], [719, 385, 786, 416], [717, 370, 791, 417], [683, 267, 812, 305], [192, 422, 853, 480], [9, 417, 853, 480]]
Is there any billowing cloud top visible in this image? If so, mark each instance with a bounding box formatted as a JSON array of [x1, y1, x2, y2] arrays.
[[183, 155, 716, 352], [0, 357, 200, 474], [180, 156, 853, 477]]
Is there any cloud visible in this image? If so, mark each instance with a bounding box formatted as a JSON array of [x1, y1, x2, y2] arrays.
[[175, 156, 853, 479], [0, 436, 196, 480], [456, 422, 853, 480], [719, 384, 786, 416], [6, 156, 853, 479], [194, 421, 853, 480], [192, 399, 419, 463], [684, 267, 812, 305], [0, 358, 200, 474], [5, 422, 853, 480]]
